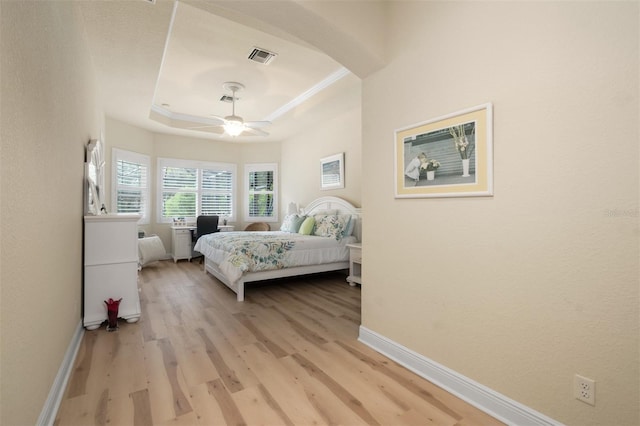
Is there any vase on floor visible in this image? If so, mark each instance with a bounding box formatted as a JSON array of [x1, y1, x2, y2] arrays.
[[105, 298, 122, 331], [462, 158, 470, 177], [426, 170, 435, 181]]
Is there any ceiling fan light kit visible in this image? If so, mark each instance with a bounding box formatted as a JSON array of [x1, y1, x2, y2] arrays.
[[223, 116, 245, 137], [218, 81, 270, 137]]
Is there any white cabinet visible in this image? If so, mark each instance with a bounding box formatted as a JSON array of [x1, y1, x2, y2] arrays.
[[171, 226, 193, 262], [346, 243, 362, 286], [84, 214, 141, 330], [171, 225, 236, 262]]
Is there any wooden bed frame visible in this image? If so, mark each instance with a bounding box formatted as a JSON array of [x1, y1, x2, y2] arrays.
[[202, 196, 361, 301]]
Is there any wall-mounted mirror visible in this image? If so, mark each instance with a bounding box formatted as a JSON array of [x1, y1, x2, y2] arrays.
[[85, 139, 105, 215]]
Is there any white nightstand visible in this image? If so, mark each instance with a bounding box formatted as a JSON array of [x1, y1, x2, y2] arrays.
[[218, 225, 235, 232], [346, 243, 362, 286]]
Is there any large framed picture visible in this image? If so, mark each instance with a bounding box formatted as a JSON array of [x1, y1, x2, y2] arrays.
[[320, 152, 345, 190], [394, 103, 493, 198]]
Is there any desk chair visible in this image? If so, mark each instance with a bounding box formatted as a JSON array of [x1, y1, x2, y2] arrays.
[[192, 215, 220, 262]]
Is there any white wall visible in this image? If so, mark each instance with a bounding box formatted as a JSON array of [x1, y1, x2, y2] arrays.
[[361, 2, 638, 425], [0, 2, 103, 424]]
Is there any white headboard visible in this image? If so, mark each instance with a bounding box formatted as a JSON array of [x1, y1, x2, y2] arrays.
[[301, 196, 362, 242]]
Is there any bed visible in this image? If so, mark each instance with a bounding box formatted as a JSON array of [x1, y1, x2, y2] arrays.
[[194, 196, 361, 301]]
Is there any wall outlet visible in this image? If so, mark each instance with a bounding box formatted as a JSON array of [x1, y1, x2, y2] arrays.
[[574, 374, 595, 405]]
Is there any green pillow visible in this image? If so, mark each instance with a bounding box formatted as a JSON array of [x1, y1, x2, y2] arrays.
[[298, 217, 315, 235]]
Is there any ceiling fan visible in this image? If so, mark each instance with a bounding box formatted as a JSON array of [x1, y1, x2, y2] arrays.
[[191, 82, 271, 137]]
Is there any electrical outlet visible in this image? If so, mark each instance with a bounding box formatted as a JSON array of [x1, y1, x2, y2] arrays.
[[574, 374, 595, 405]]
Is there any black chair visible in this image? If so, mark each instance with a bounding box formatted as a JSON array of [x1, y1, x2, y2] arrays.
[[191, 215, 220, 261]]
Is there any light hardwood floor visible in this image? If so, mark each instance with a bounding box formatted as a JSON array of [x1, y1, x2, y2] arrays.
[[55, 260, 503, 426]]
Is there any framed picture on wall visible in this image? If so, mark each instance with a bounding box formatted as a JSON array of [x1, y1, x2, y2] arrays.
[[394, 103, 493, 198], [320, 152, 345, 190]]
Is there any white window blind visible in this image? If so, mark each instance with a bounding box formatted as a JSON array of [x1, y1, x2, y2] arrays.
[[202, 169, 233, 215], [112, 148, 150, 224], [158, 158, 236, 223], [161, 166, 197, 218], [245, 163, 278, 222]]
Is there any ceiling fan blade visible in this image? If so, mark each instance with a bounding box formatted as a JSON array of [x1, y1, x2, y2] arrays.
[[187, 124, 223, 130], [208, 115, 227, 124], [244, 120, 271, 129], [242, 126, 269, 137]]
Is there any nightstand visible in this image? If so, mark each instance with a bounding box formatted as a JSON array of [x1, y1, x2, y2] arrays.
[[346, 243, 362, 286]]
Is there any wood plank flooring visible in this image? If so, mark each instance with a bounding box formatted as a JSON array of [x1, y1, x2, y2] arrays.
[[55, 260, 503, 426]]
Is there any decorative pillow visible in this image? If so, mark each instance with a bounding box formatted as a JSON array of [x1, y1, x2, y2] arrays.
[[280, 214, 306, 233], [313, 214, 349, 240], [138, 235, 166, 267], [298, 217, 316, 235], [342, 215, 356, 237]]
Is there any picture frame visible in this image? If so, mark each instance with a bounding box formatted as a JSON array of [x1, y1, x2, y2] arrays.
[[85, 138, 105, 214], [320, 152, 345, 190], [394, 103, 493, 198]]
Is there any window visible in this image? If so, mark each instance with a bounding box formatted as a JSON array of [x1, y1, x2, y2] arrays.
[[157, 158, 236, 223], [112, 148, 150, 224], [245, 163, 278, 222]]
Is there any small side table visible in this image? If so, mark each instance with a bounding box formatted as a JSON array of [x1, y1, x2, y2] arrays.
[[218, 225, 235, 232], [346, 243, 362, 286]]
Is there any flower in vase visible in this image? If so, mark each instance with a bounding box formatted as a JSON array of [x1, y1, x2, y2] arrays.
[[420, 159, 441, 172], [450, 124, 475, 160]]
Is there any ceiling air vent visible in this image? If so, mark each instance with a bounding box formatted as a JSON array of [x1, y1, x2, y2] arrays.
[[248, 47, 277, 65]]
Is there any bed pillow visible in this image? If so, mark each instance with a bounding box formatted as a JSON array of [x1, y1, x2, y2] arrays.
[[313, 214, 349, 240], [298, 216, 315, 235], [342, 215, 356, 237], [280, 214, 306, 233]]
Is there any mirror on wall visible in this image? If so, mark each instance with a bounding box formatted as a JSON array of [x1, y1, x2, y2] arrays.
[[85, 139, 105, 215]]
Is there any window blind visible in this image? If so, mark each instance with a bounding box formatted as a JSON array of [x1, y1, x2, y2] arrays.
[[158, 159, 236, 222], [202, 169, 233, 216], [113, 149, 150, 223], [248, 170, 274, 217]]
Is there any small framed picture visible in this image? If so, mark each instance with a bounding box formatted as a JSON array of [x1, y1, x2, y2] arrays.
[[320, 152, 345, 190], [394, 103, 493, 198]]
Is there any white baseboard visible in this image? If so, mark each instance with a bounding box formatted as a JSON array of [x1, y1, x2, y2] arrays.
[[37, 321, 85, 426], [358, 326, 562, 426]]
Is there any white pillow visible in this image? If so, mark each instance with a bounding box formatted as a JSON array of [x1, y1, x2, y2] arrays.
[[138, 236, 166, 267]]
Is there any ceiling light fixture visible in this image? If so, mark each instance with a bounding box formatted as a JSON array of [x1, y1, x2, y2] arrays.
[[222, 82, 245, 137], [223, 117, 244, 137]]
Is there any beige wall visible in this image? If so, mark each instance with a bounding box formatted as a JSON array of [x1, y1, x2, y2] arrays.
[[280, 73, 362, 210], [361, 2, 638, 425], [0, 2, 103, 425]]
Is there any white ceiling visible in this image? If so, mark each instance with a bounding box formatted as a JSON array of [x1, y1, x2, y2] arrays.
[[78, 0, 361, 142]]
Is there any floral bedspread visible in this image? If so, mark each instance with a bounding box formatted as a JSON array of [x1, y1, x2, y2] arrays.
[[195, 232, 298, 283]]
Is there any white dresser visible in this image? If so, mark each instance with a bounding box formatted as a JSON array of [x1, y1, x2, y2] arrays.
[[84, 214, 141, 330]]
